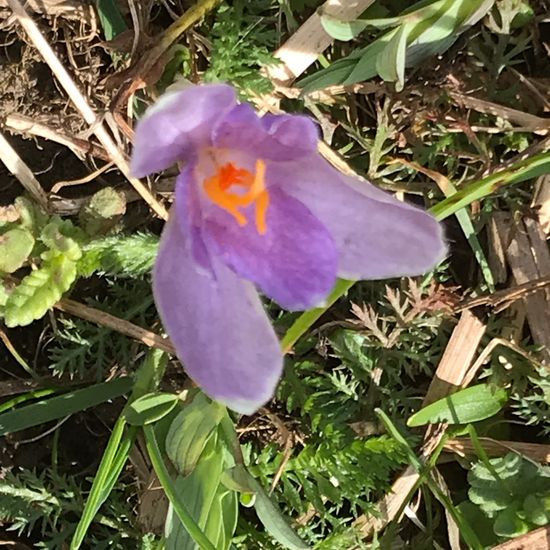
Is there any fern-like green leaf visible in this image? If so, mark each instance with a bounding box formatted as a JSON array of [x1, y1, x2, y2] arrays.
[[81, 232, 159, 278], [4, 252, 77, 327]]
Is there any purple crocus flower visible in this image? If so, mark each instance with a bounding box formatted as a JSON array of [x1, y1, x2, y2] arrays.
[[131, 83, 446, 415]]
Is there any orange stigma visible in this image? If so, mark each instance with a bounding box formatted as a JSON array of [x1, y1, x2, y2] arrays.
[[203, 159, 269, 235]]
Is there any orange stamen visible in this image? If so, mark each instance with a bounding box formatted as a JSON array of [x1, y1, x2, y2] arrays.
[[255, 190, 269, 235], [203, 159, 269, 234]]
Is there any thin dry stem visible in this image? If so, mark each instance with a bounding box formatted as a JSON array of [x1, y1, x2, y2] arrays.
[[5, 113, 111, 161], [444, 437, 550, 464], [54, 297, 175, 356], [0, 130, 49, 210], [51, 162, 115, 194]]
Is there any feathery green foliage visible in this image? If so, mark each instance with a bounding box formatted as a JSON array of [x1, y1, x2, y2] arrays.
[[0, 468, 153, 549], [205, 0, 278, 95]]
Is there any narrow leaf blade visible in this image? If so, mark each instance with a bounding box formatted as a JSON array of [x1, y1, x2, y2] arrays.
[[407, 384, 508, 427], [0, 377, 133, 435]]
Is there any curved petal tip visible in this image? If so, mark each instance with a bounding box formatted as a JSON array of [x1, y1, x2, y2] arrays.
[[130, 84, 237, 178]]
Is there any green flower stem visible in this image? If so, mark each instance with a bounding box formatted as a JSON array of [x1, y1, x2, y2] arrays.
[[143, 424, 217, 550]]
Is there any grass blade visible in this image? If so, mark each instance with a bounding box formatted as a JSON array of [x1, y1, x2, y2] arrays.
[[70, 350, 167, 549], [96, 0, 127, 41], [70, 416, 129, 550], [0, 377, 132, 436], [430, 150, 550, 220]]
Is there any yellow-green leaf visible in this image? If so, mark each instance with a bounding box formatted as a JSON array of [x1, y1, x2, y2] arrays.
[[0, 228, 34, 273], [407, 384, 508, 427]]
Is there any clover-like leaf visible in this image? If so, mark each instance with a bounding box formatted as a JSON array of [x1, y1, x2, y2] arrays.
[[468, 453, 550, 518], [493, 506, 530, 538]]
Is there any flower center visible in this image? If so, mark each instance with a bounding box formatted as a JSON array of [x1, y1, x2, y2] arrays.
[[203, 159, 269, 235]]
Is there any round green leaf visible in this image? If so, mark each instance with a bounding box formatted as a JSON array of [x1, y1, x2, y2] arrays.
[[0, 228, 34, 273], [407, 384, 508, 427], [523, 494, 550, 526], [494, 506, 530, 538], [124, 392, 178, 426]]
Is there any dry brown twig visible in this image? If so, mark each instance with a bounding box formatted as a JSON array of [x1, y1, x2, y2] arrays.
[[53, 296, 175, 356], [0, 130, 49, 210], [449, 91, 550, 135], [50, 161, 115, 194], [494, 214, 550, 364], [444, 437, 550, 464], [6, 0, 168, 220], [455, 276, 550, 314], [491, 524, 550, 549], [4, 113, 111, 162]]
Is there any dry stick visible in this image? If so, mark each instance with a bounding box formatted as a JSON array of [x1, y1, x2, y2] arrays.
[[498, 215, 550, 364], [5, 113, 111, 161], [51, 162, 115, 194], [533, 173, 550, 235], [491, 524, 550, 550], [424, 310, 487, 406], [0, 0, 96, 22], [6, 0, 168, 220], [454, 275, 550, 313], [444, 437, 550, 464], [54, 297, 176, 356], [449, 91, 550, 134], [0, 130, 49, 210]]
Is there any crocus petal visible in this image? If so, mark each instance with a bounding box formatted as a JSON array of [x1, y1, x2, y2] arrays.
[[261, 113, 320, 152], [131, 84, 236, 177], [174, 162, 212, 272], [204, 187, 338, 311], [153, 211, 282, 415], [271, 157, 446, 280], [212, 104, 319, 161]]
